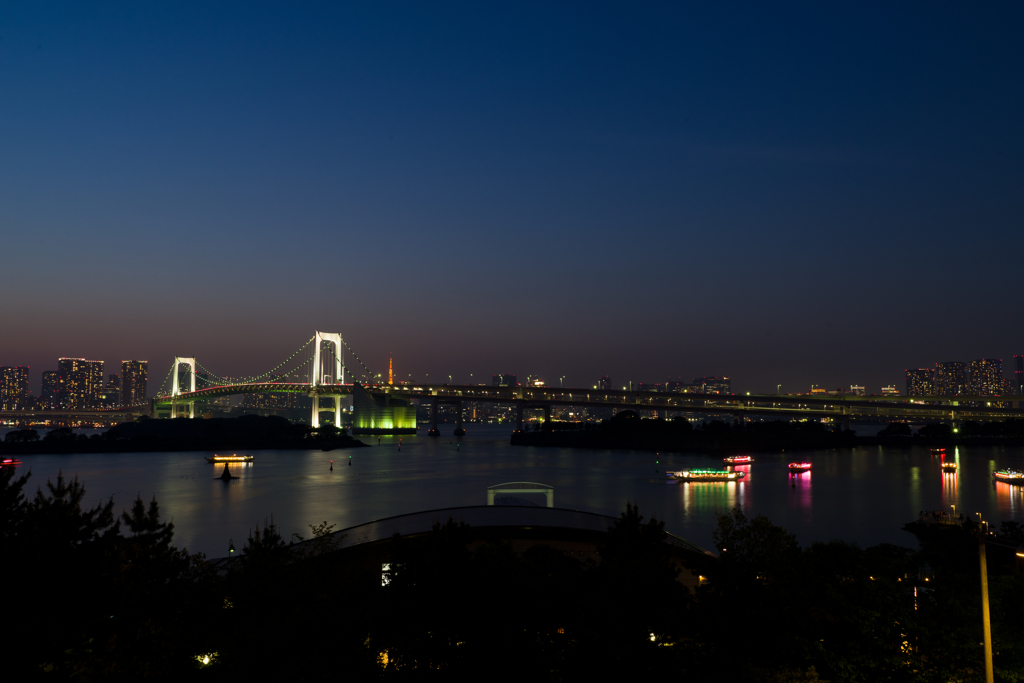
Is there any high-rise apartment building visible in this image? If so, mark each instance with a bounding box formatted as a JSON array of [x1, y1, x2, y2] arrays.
[[58, 358, 104, 408], [968, 359, 1003, 396], [905, 368, 934, 396], [934, 361, 967, 396], [0, 366, 30, 410], [1015, 355, 1023, 394], [41, 371, 60, 408], [597, 376, 613, 391], [121, 360, 148, 407]]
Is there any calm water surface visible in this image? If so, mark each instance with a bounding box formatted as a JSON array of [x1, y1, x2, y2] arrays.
[[6, 425, 1024, 557]]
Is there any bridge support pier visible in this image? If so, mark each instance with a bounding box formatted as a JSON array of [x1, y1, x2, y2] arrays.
[[311, 394, 320, 429], [453, 401, 465, 436], [335, 396, 343, 431], [428, 397, 440, 437], [543, 404, 552, 431]]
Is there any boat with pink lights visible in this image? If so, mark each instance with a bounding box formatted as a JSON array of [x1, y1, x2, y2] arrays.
[[723, 455, 753, 464], [788, 462, 811, 472]]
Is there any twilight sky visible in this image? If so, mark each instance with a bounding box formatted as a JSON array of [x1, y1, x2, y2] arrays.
[[2, 3, 1022, 395]]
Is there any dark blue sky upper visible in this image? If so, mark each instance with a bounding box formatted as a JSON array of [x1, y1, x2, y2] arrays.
[[2, 3, 1022, 393]]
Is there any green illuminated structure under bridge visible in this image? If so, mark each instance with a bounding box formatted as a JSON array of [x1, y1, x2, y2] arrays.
[[351, 384, 417, 435]]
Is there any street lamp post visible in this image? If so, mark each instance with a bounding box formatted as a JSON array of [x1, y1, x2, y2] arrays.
[[978, 518, 994, 683]]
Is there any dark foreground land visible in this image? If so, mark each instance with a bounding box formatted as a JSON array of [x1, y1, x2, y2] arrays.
[[0, 415, 368, 455], [3, 463, 1023, 682], [511, 412, 1024, 453]]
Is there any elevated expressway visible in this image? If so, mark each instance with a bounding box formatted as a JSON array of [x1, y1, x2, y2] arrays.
[[0, 407, 147, 423], [152, 383, 1024, 430]]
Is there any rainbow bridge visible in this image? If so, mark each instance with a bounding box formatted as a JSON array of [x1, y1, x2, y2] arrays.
[[147, 331, 1024, 435]]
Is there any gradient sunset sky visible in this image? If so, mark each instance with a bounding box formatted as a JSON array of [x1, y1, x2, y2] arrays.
[[2, 3, 1022, 394]]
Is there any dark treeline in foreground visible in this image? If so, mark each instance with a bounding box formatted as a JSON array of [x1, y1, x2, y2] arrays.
[[0, 415, 367, 454], [513, 412, 1024, 452], [4, 466, 1023, 681]]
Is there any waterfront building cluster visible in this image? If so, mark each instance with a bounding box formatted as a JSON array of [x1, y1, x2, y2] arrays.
[[904, 358, 1016, 397], [0, 359, 148, 409]]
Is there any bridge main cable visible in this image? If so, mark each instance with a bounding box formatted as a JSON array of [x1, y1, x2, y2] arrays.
[[192, 337, 316, 386], [325, 338, 373, 384]]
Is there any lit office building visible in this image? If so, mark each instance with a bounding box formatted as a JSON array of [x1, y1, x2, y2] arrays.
[[934, 361, 967, 396], [1015, 355, 1023, 394], [905, 368, 934, 396], [121, 360, 148, 407], [968, 359, 1003, 396], [58, 358, 104, 408], [492, 373, 517, 388], [881, 386, 899, 396], [695, 376, 732, 395], [0, 366, 30, 410], [849, 385, 865, 396], [598, 376, 613, 391]]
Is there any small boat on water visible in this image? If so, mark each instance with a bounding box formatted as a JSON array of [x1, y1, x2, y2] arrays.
[[941, 462, 957, 472], [993, 469, 1024, 484], [788, 462, 812, 472], [930, 448, 946, 454], [723, 455, 753, 464], [205, 454, 254, 463], [0, 458, 22, 467], [667, 469, 745, 482]]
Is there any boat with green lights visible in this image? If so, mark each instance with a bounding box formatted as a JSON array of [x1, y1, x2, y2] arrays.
[[993, 469, 1024, 484], [667, 469, 745, 482]]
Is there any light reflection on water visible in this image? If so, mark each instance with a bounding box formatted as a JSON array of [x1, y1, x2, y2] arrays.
[[788, 470, 811, 520], [5, 425, 1024, 556]]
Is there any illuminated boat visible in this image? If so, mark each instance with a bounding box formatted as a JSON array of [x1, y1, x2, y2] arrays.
[[930, 448, 946, 454], [667, 469, 745, 481], [205, 454, 254, 463], [0, 458, 22, 467], [941, 462, 957, 472], [788, 462, 812, 472], [993, 469, 1024, 484], [723, 455, 753, 464]]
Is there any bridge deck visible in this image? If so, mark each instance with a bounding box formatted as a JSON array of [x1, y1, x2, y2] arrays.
[[152, 383, 1024, 421]]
